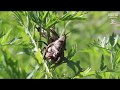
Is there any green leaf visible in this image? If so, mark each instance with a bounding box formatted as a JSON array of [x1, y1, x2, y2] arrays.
[[0, 48, 26, 78], [46, 20, 57, 29], [34, 48, 43, 64], [74, 67, 95, 78], [0, 31, 5, 38], [60, 12, 72, 20], [101, 72, 111, 79], [1, 29, 12, 45], [13, 11, 25, 26], [100, 54, 107, 71], [80, 67, 95, 76], [28, 14, 33, 31], [60, 11, 87, 21], [54, 63, 77, 79], [3, 37, 22, 45], [109, 33, 118, 47], [42, 11, 49, 22], [29, 11, 41, 25], [115, 56, 120, 64], [26, 64, 39, 79]]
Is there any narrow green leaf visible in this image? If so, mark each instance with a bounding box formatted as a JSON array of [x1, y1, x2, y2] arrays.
[[1, 29, 12, 44], [42, 11, 49, 22], [13, 11, 24, 26], [34, 48, 43, 64], [100, 54, 107, 71], [26, 64, 39, 79], [80, 67, 95, 76], [109, 33, 118, 47], [115, 56, 120, 64]]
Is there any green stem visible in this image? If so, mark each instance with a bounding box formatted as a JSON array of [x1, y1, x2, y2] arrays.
[[24, 27, 37, 50], [44, 60, 50, 73], [110, 53, 113, 70], [47, 29, 50, 44], [38, 26, 42, 48], [110, 47, 115, 70]]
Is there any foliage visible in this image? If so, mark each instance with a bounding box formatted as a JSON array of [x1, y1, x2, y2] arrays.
[[0, 11, 120, 79]]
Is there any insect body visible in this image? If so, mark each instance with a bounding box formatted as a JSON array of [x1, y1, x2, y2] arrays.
[[44, 34, 66, 64], [36, 26, 67, 64]]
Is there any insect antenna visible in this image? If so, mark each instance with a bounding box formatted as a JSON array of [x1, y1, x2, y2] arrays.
[[38, 41, 48, 46]]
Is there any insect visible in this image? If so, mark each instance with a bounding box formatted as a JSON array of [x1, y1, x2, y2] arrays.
[[44, 33, 66, 64], [36, 26, 69, 64]]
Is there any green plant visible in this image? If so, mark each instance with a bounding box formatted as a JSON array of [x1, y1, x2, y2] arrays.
[[74, 33, 120, 79], [0, 11, 87, 79], [1, 11, 120, 79]]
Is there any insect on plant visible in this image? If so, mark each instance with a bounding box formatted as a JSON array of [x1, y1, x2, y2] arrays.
[[11, 11, 88, 79], [36, 27, 70, 64]]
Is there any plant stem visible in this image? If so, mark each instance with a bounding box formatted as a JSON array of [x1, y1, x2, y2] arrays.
[[110, 52, 113, 70], [44, 60, 50, 73], [47, 29, 50, 44], [25, 27, 37, 50], [37, 26, 42, 48]]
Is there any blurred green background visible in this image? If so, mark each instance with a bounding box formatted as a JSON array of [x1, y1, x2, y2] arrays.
[[0, 11, 120, 79]]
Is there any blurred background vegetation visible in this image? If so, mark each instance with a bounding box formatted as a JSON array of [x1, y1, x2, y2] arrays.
[[0, 11, 120, 79]]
